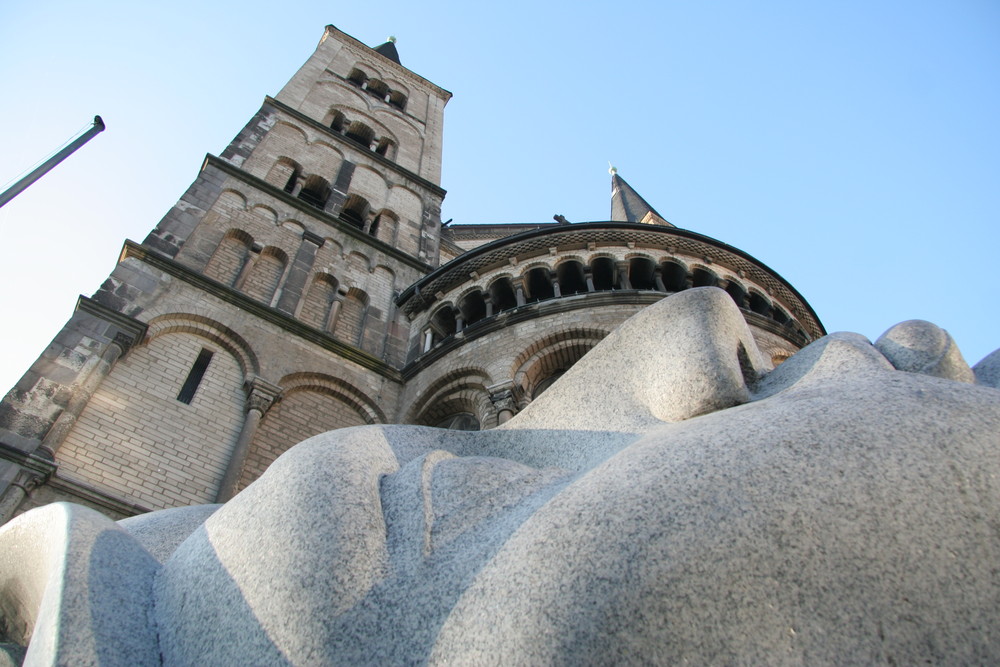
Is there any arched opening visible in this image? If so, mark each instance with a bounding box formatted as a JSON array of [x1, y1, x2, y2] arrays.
[[297, 175, 330, 209], [772, 306, 790, 325], [375, 136, 394, 157], [371, 209, 397, 242], [591, 257, 616, 291], [629, 257, 657, 290], [692, 267, 718, 288], [328, 110, 346, 133], [459, 290, 487, 329], [345, 120, 375, 149], [264, 158, 301, 194], [434, 413, 480, 431], [524, 267, 554, 303], [489, 278, 517, 313], [388, 90, 408, 111], [339, 194, 370, 230], [749, 292, 772, 317], [532, 371, 565, 399], [347, 68, 367, 87], [660, 261, 687, 292], [429, 305, 458, 343], [556, 261, 587, 296], [365, 78, 390, 100], [725, 281, 747, 308]]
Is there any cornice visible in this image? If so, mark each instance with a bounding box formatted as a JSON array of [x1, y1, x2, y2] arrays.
[[204, 154, 435, 274], [396, 221, 825, 339], [323, 25, 453, 101], [120, 240, 403, 382]]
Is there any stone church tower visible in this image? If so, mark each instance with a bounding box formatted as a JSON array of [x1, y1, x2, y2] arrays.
[[0, 26, 824, 521]]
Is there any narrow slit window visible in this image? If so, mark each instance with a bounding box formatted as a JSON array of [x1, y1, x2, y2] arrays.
[[177, 349, 214, 404]]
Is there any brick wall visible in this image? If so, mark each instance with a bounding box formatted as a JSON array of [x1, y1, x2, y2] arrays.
[[56, 332, 245, 510]]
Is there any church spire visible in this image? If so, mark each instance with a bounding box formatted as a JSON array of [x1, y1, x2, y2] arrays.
[[373, 36, 401, 64], [609, 166, 674, 227]]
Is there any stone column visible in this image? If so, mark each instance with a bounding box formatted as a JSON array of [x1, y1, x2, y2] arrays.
[[326, 296, 344, 332], [0, 446, 56, 525], [215, 377, 283, 503], [514, 280, 526, 307], [654, 268, 666, 293], [455, 314, 465, 333], [584, 268, 595, 292], [488, 382, 524, 425], [617, 261, 632, 290], [484, 295, 494, 318], [551, 276, 561, 298]]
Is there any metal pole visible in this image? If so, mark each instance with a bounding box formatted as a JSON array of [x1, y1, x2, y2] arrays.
[[0, 115, 105, 209]]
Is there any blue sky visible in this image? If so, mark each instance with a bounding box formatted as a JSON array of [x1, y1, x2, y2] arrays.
[[1, 1, 998, 393]]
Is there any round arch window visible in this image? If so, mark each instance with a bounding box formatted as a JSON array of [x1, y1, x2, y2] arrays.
[[434, 413, 480, 431]]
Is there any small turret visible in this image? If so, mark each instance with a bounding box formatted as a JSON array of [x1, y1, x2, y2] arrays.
[[609, 166, 673, 227]]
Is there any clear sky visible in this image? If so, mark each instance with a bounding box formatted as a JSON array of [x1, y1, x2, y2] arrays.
[[1, 1, 998, 393]]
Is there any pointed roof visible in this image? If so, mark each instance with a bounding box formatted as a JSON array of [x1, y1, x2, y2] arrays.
[[609, 169, 674, 227], [373, 37, 401, 64]]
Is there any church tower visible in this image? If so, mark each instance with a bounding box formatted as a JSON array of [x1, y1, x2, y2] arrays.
[[0, 26, 452, 518]]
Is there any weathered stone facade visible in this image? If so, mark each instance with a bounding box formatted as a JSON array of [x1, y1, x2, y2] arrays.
[[0, 26, 824, 520]]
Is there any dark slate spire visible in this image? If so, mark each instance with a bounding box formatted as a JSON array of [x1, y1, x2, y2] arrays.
[[609, 167, 674, 227], [373, 36, 401, 64]]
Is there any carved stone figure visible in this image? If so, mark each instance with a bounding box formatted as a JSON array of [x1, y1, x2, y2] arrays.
[[2, 288, 998, 665]]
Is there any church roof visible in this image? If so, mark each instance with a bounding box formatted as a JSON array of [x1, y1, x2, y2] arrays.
[[610, 171, 673, 227], [373, 39, 401, 64]]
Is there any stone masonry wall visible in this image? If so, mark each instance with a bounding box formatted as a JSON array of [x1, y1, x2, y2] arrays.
[[56, 332, 245, 510]]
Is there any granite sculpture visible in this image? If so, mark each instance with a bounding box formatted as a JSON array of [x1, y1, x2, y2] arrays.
[[1, 287, 999, 665]]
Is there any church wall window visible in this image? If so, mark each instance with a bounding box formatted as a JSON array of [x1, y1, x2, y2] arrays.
[[692, 267, 718, 288], [388, 90, 408, 111], [749, 292, 772, 317], [628, 257, 657, 290], [590, 257, 616, 291], [556, 261, 587, 295], [434, 413, 480, 431], [524, 267, 554, 302], [375, 136, 395, 158], [365, 78, 390, 100], [725, 281, 748, 308], [339, 194, 370, 230], [328, 110, 346, 133], [345, 121, 375, 149], [489, 278, 517, 313], [264, 158, 301, 193], [660, 260, 687, 292], [297, 174, 331, 209], [347, 68, 368, 87], [459, 290, 487, 329], [177, 349, 214, 404]]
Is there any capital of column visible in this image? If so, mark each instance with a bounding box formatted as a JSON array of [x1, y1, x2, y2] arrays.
[[487, 381, 525, 414], [244, 376, 283, 415]]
